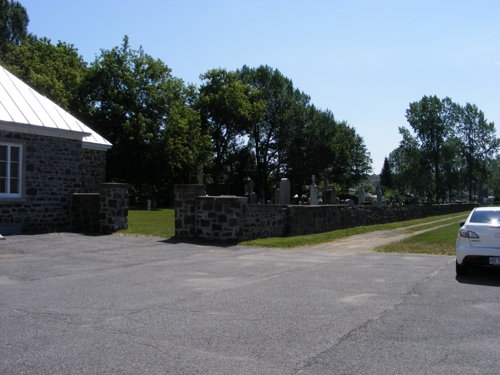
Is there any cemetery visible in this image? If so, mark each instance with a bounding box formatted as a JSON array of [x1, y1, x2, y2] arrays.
[[175, 176, 476, 241]]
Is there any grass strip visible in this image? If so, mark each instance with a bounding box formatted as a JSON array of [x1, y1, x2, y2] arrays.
[[375, 222, 460, 256], [402, 215, 468, 233], [239, 212, 469, 248], [116, 208, 175, 238], [117, 209, 469, 250]]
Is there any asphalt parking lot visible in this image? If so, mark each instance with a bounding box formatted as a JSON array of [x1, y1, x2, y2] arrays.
[[1, 233, 500, 374]]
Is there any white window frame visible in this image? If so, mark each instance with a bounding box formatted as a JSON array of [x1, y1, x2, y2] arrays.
[[0, 142, 23, 199]]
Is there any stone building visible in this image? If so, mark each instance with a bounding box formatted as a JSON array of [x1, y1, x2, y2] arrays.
[[0, 65, 112, 233]]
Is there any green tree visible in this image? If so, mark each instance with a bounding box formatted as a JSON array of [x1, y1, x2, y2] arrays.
[[404, 96, 456, 201], [379, 157, 392, 189], [486, 154, 500, 198], [197, 68, 265, 194], [2, 36, 87, 111], [329, 121, 372, 191], [0, 0, 28, 54], [440, 136, 462, 202], [391, 127, 428, 200], [283, 106, 372, 194], [79, 36, 211, 202], [238, 65, 310, 198], [456, 103, 499, 201]]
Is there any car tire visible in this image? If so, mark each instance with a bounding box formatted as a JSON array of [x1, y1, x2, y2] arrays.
[[456, 261, 468, 276]]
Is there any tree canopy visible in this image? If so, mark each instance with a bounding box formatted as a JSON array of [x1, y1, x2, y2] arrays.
[[2, 36, 87, 111], [0, 0, 28, 54], [78, 37, 212, 201], [6, 1, 500, 205], [389, 96, 499, 203]]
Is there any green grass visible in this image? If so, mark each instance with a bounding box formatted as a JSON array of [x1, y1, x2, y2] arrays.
[[401, 216, 467, 233], [375, 222, 460, 256], [239, 212, 469, 248], [116, 208, 175, 238]]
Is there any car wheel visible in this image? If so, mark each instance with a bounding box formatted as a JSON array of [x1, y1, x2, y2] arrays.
[[456, 261, 468, 276]]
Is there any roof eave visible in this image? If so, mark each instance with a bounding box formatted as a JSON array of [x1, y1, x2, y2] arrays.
[[0, 120, 91, 140], [82, 141, 112, 151]]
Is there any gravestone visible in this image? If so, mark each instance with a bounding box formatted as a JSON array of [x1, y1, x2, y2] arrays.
[[279, 178, 291, 204], [310, 175, 318, 205], [244, 174, 254, 195], [358, 183, 365, 205], [331, 184, 337, 204], [249, 192, 257, 204], [376, 182, 383, 206], [244, 172, 257, 204]]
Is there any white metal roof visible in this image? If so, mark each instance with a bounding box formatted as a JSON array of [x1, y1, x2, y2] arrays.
[[0, 65, 112, 150]]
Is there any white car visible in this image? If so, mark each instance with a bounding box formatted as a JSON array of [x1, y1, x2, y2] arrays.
[[456, 207, 500, 276]]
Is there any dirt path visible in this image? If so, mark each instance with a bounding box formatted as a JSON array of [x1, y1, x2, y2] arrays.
[[304, 214, 467, 253]]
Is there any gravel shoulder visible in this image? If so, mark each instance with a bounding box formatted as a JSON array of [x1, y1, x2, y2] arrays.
[[304, 215, 465, 253]]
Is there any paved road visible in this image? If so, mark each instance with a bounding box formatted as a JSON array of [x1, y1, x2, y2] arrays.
[[1, 231, 499, 374]]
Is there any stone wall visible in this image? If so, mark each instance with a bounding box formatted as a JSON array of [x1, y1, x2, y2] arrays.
[[80, 149, 106, 193], [0, 132, 82, 233], [285, 203, 477, 237], [194, 196, 248, 240], [175, 184, 477, 241], [70, 184, 129, 233], [99, 183, 129, 233], [241, 205, 287, 240], [71, 193, 100, 232], [174, 184, 207, 237], [192, 198, 295, 240]]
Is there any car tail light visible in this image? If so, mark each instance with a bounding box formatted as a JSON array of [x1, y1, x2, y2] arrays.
[[459, 228, 479, 238]]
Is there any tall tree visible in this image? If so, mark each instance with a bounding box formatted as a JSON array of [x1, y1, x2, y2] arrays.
[[0, 0, 28, 54], [197, 68, 265, 194], [440, 135, 462, 202], [456, 103, 499, 201], [332, 122, 372, 191], [282, 105, 372, 195], [404, 96, 456, 201], [238, 65, 309, 198], [380, 157, 392, 189], [392, 127, 429, 200], [79, 36, 211, 201], [486, 155, 500, 198]]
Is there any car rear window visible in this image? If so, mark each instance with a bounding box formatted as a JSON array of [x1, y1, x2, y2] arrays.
[[469, 210, 500, 224]]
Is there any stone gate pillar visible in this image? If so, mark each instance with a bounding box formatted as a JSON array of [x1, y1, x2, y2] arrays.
[[174, 184, 206, 237], [99, 183, 129, 233]]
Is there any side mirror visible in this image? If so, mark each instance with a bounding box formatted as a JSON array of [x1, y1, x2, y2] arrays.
[[459, 221, 465, 227]]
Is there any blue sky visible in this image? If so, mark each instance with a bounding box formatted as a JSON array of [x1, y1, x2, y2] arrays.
[[19, 0, 500, 173]]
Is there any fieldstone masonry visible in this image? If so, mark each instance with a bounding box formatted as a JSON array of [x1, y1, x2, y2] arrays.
[[175, 184, 477, 241], [80, 149, 107, 193], [0, 131, 127, 234], [71, 193, 100, 232], [0, 132, 82, 233], [99, 183, 129, 233], [195, 196, 248, 239], [174, 184, 207, 237], [71, 184, 129, 233]]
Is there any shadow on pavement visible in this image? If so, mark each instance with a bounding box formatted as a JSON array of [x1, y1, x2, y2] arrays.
[[456, 267, 500, 287], [158, 236, 241, 248]]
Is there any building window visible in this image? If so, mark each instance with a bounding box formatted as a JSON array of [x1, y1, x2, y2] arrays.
[[0, 143, 22, 198]]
